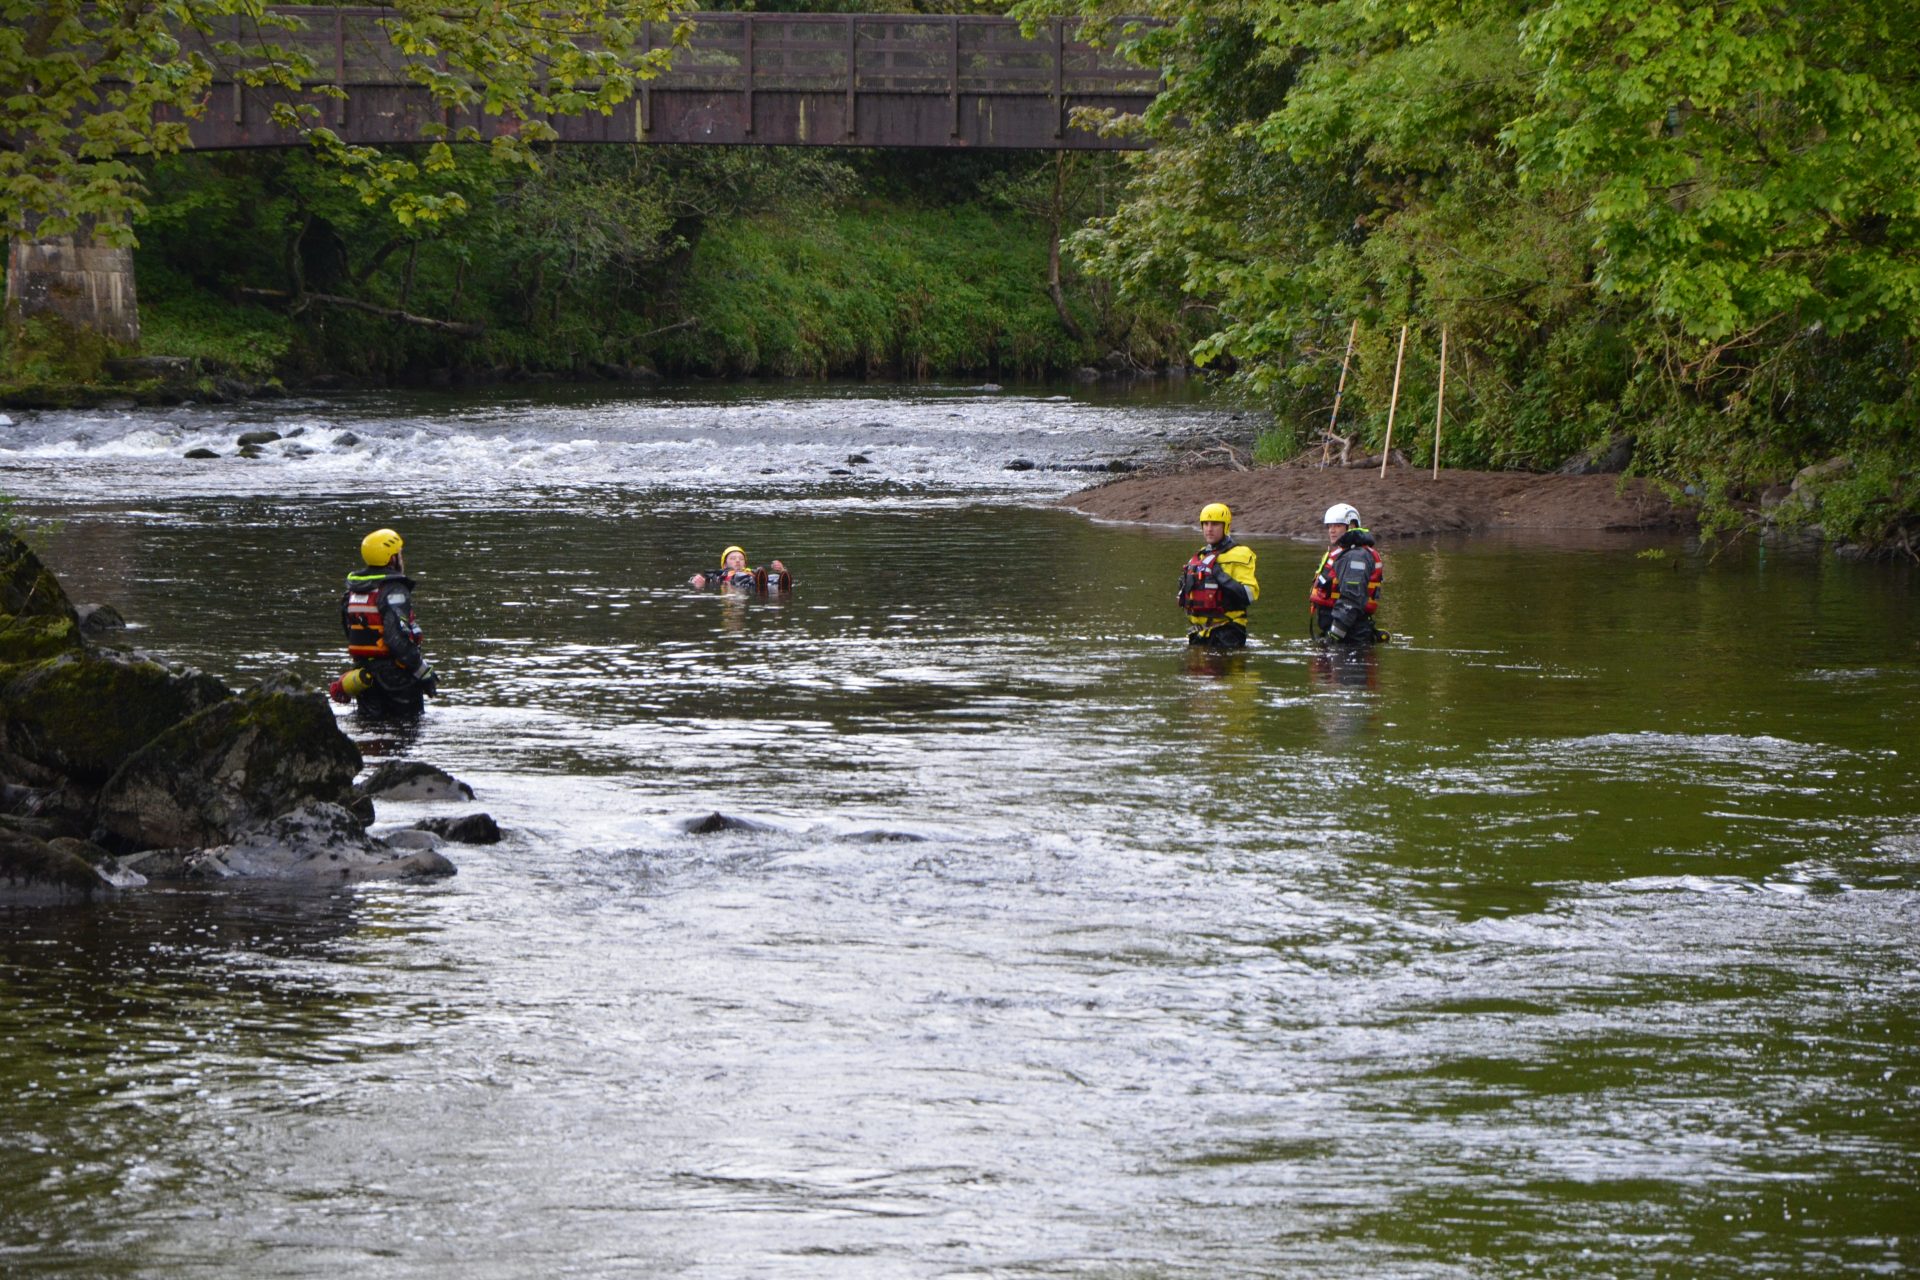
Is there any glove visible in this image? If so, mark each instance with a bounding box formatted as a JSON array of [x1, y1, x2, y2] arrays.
[[327, 677, 349, 704], [415, 664, 439, 697], [1328, 623, 1348, 641]]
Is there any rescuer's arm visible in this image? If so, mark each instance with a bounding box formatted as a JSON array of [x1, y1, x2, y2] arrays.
[[1219, 552, 1257, 609], [378, 590, 426, 674], [1310, 553, 1338, 609]]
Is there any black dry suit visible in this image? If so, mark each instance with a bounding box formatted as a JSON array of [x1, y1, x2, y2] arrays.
[[341, 567, 435, 714], [1309, 529, 1384, 644]]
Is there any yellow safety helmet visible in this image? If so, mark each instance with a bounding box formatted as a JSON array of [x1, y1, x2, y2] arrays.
[[720, 545, 746, 568], [360, 528, 404, 567], [1198, 502, 1232, 531]]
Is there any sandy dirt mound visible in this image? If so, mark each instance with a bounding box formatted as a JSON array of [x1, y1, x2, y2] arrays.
[[1059, 462, 1693, 538]]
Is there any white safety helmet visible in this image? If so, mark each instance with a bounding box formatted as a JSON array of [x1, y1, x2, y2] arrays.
[[1324, 503, 1361, 527]]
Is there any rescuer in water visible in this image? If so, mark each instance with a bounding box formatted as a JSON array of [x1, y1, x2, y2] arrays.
[[1177, 502, 1258, 649], [329, 528, 439, 716], [689, 545, 793, 594], [1309, 502, 1385, 644]]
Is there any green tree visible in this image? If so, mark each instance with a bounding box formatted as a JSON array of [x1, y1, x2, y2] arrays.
[[0, 0, 689, 244], [1019, 0, 1918, 545]]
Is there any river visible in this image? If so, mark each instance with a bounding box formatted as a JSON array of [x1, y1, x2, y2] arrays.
[[2, 383, 1916, 1278]]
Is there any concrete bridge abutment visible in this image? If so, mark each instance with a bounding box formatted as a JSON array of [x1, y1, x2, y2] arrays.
[[4, 217, 141, 351]]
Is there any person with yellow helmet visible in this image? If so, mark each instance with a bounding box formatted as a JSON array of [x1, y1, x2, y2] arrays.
[[1309, 502, 1385, 643], [1178, 502, 1259, 649], [688, 544, 793, 594], [328, 528, 439, 715]]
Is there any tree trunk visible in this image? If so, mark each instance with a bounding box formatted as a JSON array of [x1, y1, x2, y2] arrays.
[[1047, 151, 1087, 343]]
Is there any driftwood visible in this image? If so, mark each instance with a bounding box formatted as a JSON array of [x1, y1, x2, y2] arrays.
[[1182, 441, 1248, 471], [1317, 428, 1356, 468], [237, 287, 485, 336]]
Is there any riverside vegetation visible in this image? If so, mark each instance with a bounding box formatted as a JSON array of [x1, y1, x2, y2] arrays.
[[2, 145, 1185, 386], [4, 0, 1915, 554], [1014, 0, 1919, 555]]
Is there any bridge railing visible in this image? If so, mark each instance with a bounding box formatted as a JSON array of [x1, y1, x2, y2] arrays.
[[164, 8, 1162, 150]]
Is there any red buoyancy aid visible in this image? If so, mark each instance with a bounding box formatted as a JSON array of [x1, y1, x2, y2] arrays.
[[344, 587, 389, 658], [345, 582, 420, 659], [1310, 544, 1382, 614], [1180, 551, 1228, 616]]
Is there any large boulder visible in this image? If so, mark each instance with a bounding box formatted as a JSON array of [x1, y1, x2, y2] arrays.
[[1556, 433, 1636, 476], [120, 802, 455, 883], [1, 652, 232, 782], [0, 531, 82, 666], [94, 671, 361, 850], [0, 650, 230, 784]]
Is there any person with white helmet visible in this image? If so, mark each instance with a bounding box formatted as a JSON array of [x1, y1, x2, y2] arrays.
[[1310, 502, 1384, 643], [329, 527, 440, 715], [1177, 501, 1259, 649], [689, 544, 792, 594]]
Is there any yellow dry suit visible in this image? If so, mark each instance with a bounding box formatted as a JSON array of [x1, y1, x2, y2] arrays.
[[1179, 537, 1259, 647]]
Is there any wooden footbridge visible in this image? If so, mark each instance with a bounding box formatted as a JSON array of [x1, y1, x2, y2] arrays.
[[169, 9, 1162, 152]]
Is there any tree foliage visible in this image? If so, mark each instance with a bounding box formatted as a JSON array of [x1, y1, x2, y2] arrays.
[[0, 0, 688, 242], [1016, 0, 1919, 545]]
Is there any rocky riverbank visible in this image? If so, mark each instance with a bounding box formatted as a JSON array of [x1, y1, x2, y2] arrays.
[[0, 531, 493, 904]]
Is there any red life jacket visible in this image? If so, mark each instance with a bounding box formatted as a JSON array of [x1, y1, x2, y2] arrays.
[[344, 586, 390, 658], [1310, 544, 1382, 614], [344, 581, 420, 659], [1179, 551, 1227, 616]]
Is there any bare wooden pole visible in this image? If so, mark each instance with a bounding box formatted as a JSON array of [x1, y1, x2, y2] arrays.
[[1379, 322, 1408, 479], [1322, 317, 1358, 467], [1431, 324, 1448, 480]]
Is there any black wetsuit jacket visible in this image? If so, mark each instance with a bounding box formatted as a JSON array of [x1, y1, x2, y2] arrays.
[[1312, 530, 1383, 643]]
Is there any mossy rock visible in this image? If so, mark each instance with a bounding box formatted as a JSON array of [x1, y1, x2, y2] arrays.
[[0, 613, 80, 666], [1, 651, 231, 784], [1, 531, 79, 625], [95, 673, 362, 850], [0, 826, 120, 903]]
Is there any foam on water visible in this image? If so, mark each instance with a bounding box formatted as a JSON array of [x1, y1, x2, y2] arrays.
[[0, 384, 1220, 511]]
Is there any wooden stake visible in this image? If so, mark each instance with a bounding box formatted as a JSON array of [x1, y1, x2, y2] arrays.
[[1322, 317, 1358, 467], [1379, 322, 1408, 479], [1431, 324, 1448, 480]]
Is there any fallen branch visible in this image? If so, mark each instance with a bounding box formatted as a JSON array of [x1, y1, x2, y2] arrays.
[[1182, 442, 1247, 471], [634, 317, 700, 342], [237, 287, 485, 336]]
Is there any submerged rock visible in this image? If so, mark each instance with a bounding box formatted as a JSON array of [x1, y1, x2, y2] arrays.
[[122, 802, 455, 883], [75, 603, 126, 635], [413, 813, 502, 844], [94, 671, 361, 850], [235, 429, 281, 446], [355, 761, 475, 802], [684, 812, 774, 834], [183, 448, 220, 459]]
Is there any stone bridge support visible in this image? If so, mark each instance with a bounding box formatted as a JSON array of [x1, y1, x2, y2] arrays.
[[4, 217, 140, 348]]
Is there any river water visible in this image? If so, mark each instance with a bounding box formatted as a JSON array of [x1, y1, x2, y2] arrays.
[[2, 383, 1917, 1278]]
